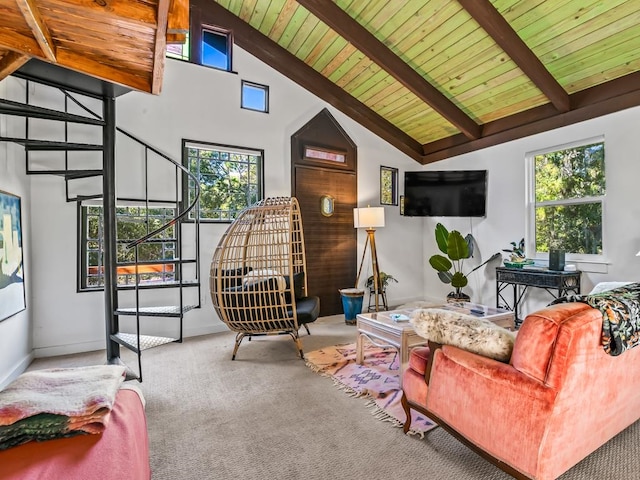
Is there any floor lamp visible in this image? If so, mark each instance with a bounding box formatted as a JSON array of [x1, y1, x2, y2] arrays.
[[354, 206, 385, 312]]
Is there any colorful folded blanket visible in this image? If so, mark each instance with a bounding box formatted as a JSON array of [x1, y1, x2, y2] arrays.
[[552, 282, 640, 356], [0, 365, 126, 450]]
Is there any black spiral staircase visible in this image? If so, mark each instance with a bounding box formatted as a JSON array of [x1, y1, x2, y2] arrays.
[[0, 65, 201, 381]]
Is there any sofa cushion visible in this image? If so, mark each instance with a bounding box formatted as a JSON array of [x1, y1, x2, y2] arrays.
[[410, 308, 516, 362], [212, 266, 252, 290], [408, 346, 431, 376], [288, 295, 320, 325], [242, 269, 286, 291], [284, 272, 305, 301]]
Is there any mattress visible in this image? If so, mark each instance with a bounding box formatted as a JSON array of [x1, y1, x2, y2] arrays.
[[0, 389, 150, 480]]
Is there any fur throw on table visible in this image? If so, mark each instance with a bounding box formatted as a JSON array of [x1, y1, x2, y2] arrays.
[[410, 308, 516, 362]]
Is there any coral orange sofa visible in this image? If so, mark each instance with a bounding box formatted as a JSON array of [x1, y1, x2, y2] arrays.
[[402, 302, 640, 479]]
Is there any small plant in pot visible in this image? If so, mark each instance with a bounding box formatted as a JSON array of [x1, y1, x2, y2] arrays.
[[365, 271, 398, 292], [503, 238, 526, 262], [429, 223, 500, 301]]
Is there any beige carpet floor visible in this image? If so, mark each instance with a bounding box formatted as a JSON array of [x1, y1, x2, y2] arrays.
[[29, 314, 640, 479]]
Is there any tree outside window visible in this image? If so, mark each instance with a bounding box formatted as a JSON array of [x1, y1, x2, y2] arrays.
[[183, 141, 263, 222], [529, 139, 605, 257], [80, 205, 177, 290]]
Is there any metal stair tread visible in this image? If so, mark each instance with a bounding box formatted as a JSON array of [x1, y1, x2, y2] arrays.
[[0, 98, 105, 125], [111, 332, 178, 352], [116, 258, 197, 266], [116, 280, 200, 291], [115, 304, 198, 316], [0, 136, 103, 150], [65, 170, 104, 179]]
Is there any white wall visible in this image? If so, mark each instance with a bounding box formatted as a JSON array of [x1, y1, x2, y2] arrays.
[[0, 78, 33, 388], [421, 105, 640, 318]]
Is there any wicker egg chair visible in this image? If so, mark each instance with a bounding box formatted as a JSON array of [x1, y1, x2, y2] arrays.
[[209, 197, 320, 360]]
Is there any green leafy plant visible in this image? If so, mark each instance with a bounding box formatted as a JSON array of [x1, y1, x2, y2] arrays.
[[365, 271, 398, 291], [503, 238, 526, 261], [429, 223, 500, 297]]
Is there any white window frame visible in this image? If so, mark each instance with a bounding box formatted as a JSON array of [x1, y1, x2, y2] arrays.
[[525, 135, 606, 264]]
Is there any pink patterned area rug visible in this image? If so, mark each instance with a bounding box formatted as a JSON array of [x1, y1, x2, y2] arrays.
[[305, 343, 436, 436]]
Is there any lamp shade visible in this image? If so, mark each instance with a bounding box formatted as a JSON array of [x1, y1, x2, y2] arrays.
[[353, 207, 385, 229]]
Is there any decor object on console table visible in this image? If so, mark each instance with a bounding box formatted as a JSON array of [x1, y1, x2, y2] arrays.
[[549, 248, 566, 271], [496, 266, 581, 326], [401, 301, 640, 480], [353, 206, 385, 312], [502, 237, 526, 262]]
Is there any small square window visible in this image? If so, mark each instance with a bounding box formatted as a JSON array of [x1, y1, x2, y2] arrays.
[[202, 28, 231, 71], [241, 81, 269, 113]]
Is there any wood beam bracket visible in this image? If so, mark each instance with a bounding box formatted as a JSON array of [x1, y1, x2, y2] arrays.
[[0, 51, 30, 81], [16, 0, 57, 62]]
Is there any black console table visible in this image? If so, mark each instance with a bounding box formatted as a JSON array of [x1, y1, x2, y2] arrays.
[[496, 267, 581, 326]]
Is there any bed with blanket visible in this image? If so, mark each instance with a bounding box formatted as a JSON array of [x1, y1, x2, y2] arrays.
[[0, 366, 150, 480]]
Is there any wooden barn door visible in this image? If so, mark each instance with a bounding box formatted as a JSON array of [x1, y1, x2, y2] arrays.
[[291, 109, 357, 316]]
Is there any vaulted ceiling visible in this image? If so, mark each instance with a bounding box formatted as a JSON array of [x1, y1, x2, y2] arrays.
[[0, 0, 639, 164], [208, 0, 640, 163]]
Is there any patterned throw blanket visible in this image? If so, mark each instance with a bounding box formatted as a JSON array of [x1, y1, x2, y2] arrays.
[[552, 283, 640, 356], [0, 365, 126, 450]]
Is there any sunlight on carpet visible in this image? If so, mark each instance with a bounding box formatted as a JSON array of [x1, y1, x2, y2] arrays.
[[305, 343, 436, 437]]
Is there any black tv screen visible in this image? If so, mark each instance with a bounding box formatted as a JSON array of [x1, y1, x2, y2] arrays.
[[404, 170, 487, 217]]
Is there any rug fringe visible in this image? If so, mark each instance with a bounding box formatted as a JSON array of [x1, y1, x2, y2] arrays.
[[305, 353, 431, 438], [363, 398, 425, 439], [306, 361, 369, 398]]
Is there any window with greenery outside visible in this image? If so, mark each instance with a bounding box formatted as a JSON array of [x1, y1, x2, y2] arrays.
[[533, 141, 605, 256], [80, 205, 177, 290], [184, 142, 263, 222]]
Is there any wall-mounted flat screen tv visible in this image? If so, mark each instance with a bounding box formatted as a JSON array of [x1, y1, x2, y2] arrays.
[[404, 170, 487, 217]]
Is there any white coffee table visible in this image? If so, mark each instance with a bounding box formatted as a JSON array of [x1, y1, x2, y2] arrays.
[[356, 302, 515, 386]]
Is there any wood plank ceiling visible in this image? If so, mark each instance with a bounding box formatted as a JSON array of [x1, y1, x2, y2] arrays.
[[0, 0, 639, 163], [0, 0, 188, 95], [209, 0, 640, 163]]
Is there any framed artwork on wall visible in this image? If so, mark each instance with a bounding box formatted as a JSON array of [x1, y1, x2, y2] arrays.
[[400, 195, 405, 215], [0, 190, 25, 322], [380, 166, 398, 206]]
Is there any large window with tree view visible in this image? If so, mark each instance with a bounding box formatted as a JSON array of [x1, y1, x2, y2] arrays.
[[79, 205, 177, 290], [529, 139, 605, 257], [183, 141, 263, 222]]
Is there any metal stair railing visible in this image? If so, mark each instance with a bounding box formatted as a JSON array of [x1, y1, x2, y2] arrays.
[[109, 127, 201, 381], [1, 82, 202, 381]]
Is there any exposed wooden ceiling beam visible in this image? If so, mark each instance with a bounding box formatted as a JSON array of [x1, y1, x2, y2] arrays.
[[0, 50, 30, 81], [207, 1, 424, 162], [151, 0, 171, 95], [47, 0, 157, 26], [458, 0, 570, 113], [15, 0, 57, 62], [56, 47, 150, 93], [297, 0, 481, 141], [168, 0, 189, 35], [421, 71, 640, 164]]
